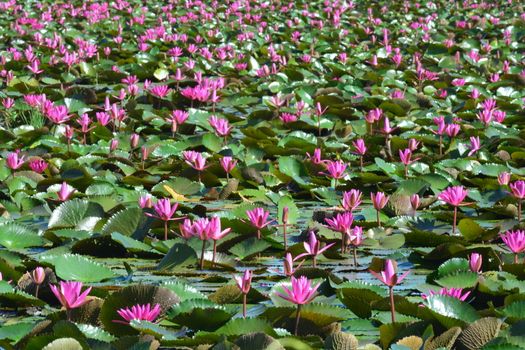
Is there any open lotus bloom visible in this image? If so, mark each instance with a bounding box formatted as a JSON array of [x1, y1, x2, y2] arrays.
[[113, 303, 161, 324]]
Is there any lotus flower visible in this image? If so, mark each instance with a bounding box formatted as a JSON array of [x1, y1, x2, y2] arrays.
[[410, 194, 420, 215], [245, 207, 272, 239], [500, 230, 525, 263], [325, 212, 354, 253], [348, 226, 364, 266], [438, 186, 469, 235], [321, 160, 347, 188], [276, 276, 320, 335], [234, 270, 252, 318], [371, 192, 389, 227], [50, 281, 92, 320], [370, 259, 409, 323], [220, 156, 237, 179], [306, 148, 324, 165], [29, 159, 47, 174], [510, 180, 525, 221], [341, 189, 362, 212], [146, 198, 180, 240], [498, 172, 510, 186], [6, 150, 25, 171], [352, 139, 367, 169], [113, 303, 161, 325], [469, 253, 482, 273], [57, 182, 75, 202], [296, 231, 335, 267]]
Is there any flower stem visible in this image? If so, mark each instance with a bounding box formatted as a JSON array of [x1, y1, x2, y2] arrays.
[[35, 285, 40, 299], [66, 308, 72, 322], [212, 240, 217, 268], [164, 221, 169, 241], [294, 304, 302, 336], [353, 246, 358, 267], [341, 233, 345, 254], [283, 224, 288, 251], [257, 229, 261, 240], [376, 209, 381, 227], [200, 240, 206, 270], [514, 253, 518, 264], [453, 206, 457, 235], [389, 286, 396, 323], [518, 199, 522, 222], [243, 293, 247, 318]]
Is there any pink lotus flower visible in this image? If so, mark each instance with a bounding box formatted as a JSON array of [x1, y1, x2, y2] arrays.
[[498, 172, 511, 186], [276, 276, 320, 335], [341, 189, 362, 212], [325, 212, 354, 253], [399, 148, 419, 178], [446, 124, 460, 138], [50, 281, 91, 320], [365, 108, 383, 134], [370, 259, 409, 288], [280, 112, 297, 124], [183, 150, 208, 172], [382, 117, 397, 134], [510, 180, 525, 221], [371, 192, 389, 226], [500, 230, 525, 263], [306, 148, 324, 165], [146, 198, 180, 240], [201, 216, 232, 268], [467, 136, 481, 156], [410, 194, 420, 215], [6, 150, 25, 170], [469, 253, 482, 273], [438, 186, 469, 235], [234, 270, 252, 295], [347, 226, 364, 266], [281, 252, 303, 277], [296, 231, 335, 267], [234, 270, 252, 318], [321, 160, 347, 187], [96, 112, 111, 126], [30, 266, 46, 298], [130, 133, 140, 149], [109, 139, 119, 153], [408, 138, 420, 151], [277, 275, 320, 306], [138, 194, 153, 209], [114, 303, 161, 325], [220, 156, 237, 179], [150, 85, 171, 98], [439, 186, 468, 207], [2, 97, 14, 109], [29, 159, 47, 173], [30, 267, 45, 285], [209, 115, 233, 139], [353, 139, 366, 169], [370, 259, 409, 322], [167, 110, 189, 135], [422, 288, 471, 301], [246, 207, 272, 239], [353, 139, 367, 156], [57, 182, 75, 202]]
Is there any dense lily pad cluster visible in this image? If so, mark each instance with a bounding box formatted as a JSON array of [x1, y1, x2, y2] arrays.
[[1, 0, 525, 348]]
